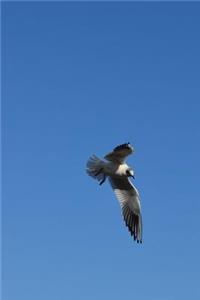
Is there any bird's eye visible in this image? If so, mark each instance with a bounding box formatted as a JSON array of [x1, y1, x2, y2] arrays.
[[126, 169, 134, 177]]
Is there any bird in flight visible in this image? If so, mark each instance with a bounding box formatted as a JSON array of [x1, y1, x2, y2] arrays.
[[86, 143, 142, 244]]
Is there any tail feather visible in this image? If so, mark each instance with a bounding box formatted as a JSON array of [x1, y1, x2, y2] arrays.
[[86, 155, 105, 183]]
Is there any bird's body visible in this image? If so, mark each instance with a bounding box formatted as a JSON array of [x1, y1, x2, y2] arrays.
[[86, 143, 142, 244], [101, 161, 130, 177]]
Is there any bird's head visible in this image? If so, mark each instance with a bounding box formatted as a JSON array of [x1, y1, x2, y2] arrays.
[[126, 168, 135, 179]]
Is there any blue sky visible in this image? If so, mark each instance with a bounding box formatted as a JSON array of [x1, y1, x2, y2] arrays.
[[2, 2, 200, 300]]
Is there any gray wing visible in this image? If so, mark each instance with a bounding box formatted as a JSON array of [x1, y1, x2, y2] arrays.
[[109, 176, 142, 243], [104, 143, 134, 163]]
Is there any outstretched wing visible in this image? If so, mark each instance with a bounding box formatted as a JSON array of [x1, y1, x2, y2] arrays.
[[104, 143, 134, 163], [109, 176, 142, 243]]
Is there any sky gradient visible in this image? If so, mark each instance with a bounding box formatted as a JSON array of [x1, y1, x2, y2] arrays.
[[2, 2, 200, 300]]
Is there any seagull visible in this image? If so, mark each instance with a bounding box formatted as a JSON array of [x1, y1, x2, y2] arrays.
[[86, 143, 142, 244]]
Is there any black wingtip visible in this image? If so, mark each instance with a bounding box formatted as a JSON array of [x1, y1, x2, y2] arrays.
[[114, 143, 132, 152], [136, 240, 142, 244]]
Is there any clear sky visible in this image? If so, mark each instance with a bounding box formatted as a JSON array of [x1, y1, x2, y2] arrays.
[[2, 2, 200, 300]]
